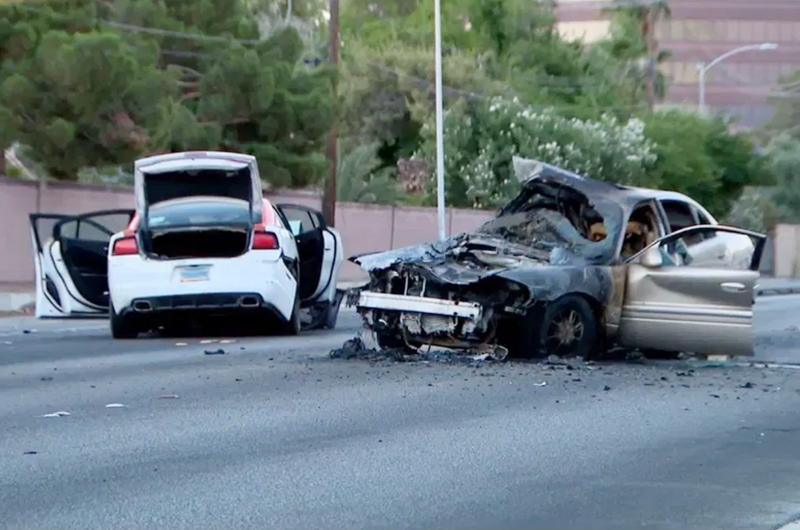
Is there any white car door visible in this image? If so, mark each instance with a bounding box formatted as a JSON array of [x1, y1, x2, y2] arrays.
[[275, 204, 343, 308], [30, 210, 135, 318]]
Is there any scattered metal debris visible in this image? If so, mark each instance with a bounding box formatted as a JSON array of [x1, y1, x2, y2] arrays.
[[204, 349, 226, 355], [40, 376, 53, 381], [330, 335, 510, 365], [105, 403, 127, 408], [159, 394, 179, 399]]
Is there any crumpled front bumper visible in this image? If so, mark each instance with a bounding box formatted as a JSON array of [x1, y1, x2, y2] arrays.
[[353, 290, 484, 336]]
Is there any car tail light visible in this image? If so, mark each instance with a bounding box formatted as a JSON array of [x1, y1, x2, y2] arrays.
[[112, 237, 138, 256], [252, 231, 279, 250]]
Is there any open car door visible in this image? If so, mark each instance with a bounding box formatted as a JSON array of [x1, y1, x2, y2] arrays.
[[619, 225, 767, 357], [30, 210, 135, 318], [275, 204, 342, 308]]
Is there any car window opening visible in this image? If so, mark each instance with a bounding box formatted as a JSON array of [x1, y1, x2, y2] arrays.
[[143, 168, 252, 206], [622, 204, 659, 260]]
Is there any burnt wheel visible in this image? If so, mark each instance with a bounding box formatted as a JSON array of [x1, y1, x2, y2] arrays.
[[540, 295, 598, 359], [376, 331, 406, 350]]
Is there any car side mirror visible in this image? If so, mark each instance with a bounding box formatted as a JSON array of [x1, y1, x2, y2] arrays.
[[641, 246, 663, 268], [289, 220, 302, 236]]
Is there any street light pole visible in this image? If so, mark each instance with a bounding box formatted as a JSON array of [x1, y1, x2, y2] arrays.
[[697, 43, 778, 117], [433, 0, 446, 242]]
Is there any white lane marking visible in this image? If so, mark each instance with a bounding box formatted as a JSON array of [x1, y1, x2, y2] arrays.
[[41, 411, 70, 418]]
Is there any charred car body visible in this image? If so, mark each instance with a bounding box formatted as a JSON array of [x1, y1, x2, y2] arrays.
[[349, 157, 767, 360]]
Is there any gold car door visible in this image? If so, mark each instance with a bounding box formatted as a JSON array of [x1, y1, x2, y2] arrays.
[[619, 225, 767, 357]]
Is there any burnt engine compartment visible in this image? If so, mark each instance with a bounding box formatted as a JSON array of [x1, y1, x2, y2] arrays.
[[364, 265, 530, 351], [145, 229, 248, 259]]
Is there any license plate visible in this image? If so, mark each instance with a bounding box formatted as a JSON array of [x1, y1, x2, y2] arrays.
[[178, 265, 210, 283]]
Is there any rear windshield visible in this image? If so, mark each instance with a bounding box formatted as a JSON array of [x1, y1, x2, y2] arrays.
[[147, 197, 251, 228], [143, 168, 252, 206]]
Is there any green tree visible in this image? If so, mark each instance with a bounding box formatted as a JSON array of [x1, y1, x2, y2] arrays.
[[642, 110, 770, 218], [0, 0, 336, 187], [0, 1, 178, 179], [762, 133, 800, 223], [763, 71, 800, 141], [602, 0, 671, 111], [336, 142, 404, 204], [415, 97, 658, 208]]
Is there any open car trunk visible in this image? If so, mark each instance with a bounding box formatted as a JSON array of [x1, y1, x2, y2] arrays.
[[147, 228, 249, 259], [133, 152, 263, 260], [138, 197, 253, 260]]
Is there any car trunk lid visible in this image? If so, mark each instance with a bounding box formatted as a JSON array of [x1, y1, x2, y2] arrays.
[[133, 152, 263, 260]]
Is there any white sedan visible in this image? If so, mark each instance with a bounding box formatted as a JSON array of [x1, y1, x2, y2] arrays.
[[29, 151, 344, 338]]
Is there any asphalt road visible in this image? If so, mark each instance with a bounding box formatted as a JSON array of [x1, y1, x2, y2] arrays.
[[2, 297, 800, 530]]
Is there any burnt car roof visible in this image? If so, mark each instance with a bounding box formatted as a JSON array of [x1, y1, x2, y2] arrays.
[[514, 158, 714, 221]]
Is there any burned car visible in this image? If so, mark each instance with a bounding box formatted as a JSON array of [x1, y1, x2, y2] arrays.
[[348, 157, 767, 360]]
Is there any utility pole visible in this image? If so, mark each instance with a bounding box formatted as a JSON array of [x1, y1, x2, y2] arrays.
[[644, 7, 656, 112], [322, 0, 340, 227]]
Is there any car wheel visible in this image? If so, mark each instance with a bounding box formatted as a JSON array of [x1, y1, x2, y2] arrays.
[[110, 306, 138, 339], [539, 295, 598, 359], [280, 293, 301, 336], [321, 291, 344, 330], [510, 295, 598, 359], [376, 331, 407, 350]]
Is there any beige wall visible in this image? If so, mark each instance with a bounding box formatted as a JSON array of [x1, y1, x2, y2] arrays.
[[0, 178, 493, 286], [773, 224, 800, 278]]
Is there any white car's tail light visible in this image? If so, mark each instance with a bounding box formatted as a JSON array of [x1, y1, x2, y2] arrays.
[[252, 225, 280, 250], [112, 237, 138, 256]]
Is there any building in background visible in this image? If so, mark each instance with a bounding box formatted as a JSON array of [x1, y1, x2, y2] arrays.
[[555, 0, 800, 128]]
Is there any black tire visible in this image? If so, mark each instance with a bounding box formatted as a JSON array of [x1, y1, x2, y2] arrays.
[[511, 295, 598, 359], [376, 331, 406, 350], [280, 292, 301, 336], [110, 306, 138, 339], [321, 291, 344, 330]]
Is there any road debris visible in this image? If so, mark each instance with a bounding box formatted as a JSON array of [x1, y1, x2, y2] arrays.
[[204, 349, 226, 355], [105, 403, 127, 408], [330, 336, 509, 365], [159, 394, 179, 399], [534, 381, 547, 387], [41, 411, 70, 418], [40, 376, 53, 381], [23, 451, 37, 455]]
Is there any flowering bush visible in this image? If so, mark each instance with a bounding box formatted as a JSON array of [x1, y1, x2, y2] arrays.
[[414, 97, 658, 208]]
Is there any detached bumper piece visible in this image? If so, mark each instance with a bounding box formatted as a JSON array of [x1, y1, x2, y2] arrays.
[[130, 293, 264, 313]]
